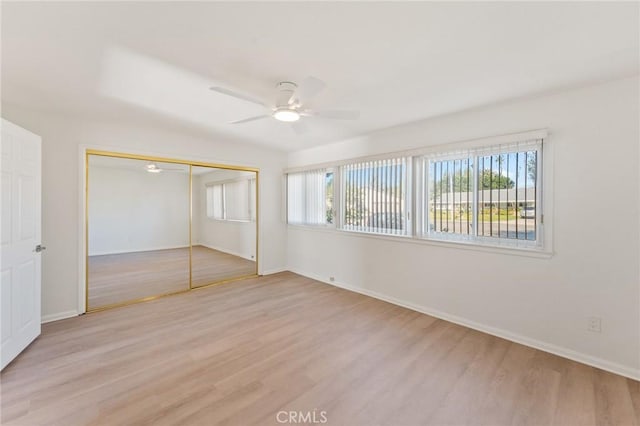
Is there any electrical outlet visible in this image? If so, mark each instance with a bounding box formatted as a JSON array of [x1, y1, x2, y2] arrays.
[[329, 276, 335, 282], [587, 316, 602, 333]]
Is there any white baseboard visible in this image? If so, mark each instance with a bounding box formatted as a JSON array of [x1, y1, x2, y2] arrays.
[[289, 268, 640, 382], [196, 243, 255, 261], [42, 310, 79, 324], [89, 244, 190, 256], [261, 267, 288, 275]]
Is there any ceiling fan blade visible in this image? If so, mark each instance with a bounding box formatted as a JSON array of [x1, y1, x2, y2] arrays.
[[288, 76, 326, 105], [229, 115, 271, 124], [311, 109, 360, 120], [299, 110, 315, 117], [209, 86, 266, 107], [291, 120, 309, 135]]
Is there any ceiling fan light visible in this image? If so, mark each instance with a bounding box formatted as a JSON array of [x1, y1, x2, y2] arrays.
[[147, 168, 161, 173], [273, 109, 300, 122]]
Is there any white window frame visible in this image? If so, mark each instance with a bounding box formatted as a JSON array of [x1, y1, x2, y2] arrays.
[[419, 139, 543, 249]]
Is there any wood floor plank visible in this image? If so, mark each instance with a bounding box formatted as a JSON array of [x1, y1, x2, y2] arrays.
[[427, 334, 512, 425], [594, 369, 639, 426], [509, 350, 562, 426], [1, 272, 638, 425], [552, 359, 597, 426]]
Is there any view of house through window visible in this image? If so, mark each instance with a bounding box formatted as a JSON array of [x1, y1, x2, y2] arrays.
[[429, 157, 473, 235], [428, 147, 539, 242], [476, 150, 537, 240]]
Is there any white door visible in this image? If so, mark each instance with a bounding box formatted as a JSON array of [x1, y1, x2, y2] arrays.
[[1, 119, 42, 370]]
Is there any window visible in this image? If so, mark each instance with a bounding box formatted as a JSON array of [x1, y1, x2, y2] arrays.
[[284, 134, 545, 252], [428, 155, 473, 236], [287, 169, 334, 225], [340, 157, 411, 235], [206, 178, 255, 222], [422, 140, 542, 246]]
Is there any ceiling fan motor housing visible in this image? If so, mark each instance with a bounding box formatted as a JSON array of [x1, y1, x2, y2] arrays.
[[276, 81, 298, 107]]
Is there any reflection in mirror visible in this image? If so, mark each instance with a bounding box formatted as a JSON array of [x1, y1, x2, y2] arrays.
[[87, 155, 190, 309], [191, 166, 257, 287]]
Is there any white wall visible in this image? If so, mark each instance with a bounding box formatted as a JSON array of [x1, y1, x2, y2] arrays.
[[88, 166, 190, 255], [287, 76, 640, 379], [0, 107, 288, 321], [192, 169, 257, 260]]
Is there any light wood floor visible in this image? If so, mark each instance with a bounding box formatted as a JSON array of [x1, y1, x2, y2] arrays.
[[88, 245, 256, 309], [2, 272, 638, 425]]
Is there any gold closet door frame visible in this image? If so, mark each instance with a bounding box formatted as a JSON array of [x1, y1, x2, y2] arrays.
[[85, 150, 260, 313]]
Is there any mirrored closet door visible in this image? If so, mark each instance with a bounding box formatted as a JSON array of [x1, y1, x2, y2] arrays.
[[191, 166, 257, 287], [86, 152, 258, 311]]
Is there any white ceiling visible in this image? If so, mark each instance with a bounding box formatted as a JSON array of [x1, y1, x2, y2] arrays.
[[2, 2, 638, 152]]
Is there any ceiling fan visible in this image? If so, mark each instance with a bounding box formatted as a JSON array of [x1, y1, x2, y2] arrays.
[[209, 77, 359, 134]]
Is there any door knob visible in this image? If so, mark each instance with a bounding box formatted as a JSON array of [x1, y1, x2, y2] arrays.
[[34, 245, 46, 253]]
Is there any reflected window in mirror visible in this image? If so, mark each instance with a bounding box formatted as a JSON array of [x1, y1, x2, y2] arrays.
[[205, 177, 256, 222]]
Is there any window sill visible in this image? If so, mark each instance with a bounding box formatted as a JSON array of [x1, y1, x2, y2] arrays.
[[287, 224, 553, 259]]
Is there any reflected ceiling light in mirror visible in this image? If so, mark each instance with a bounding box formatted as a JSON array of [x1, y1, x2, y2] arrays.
[[146, 164, 162, 173]]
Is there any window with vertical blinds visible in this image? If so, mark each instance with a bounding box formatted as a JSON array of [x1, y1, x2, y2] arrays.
[[427, 155, 474, 237], [340, 157, 410, 235], [284, 134, 545, 252], [422, 139, 542, 246], [287, 169, 332, 226]]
